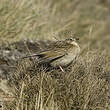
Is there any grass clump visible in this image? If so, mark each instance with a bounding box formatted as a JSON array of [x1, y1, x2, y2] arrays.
[[3, 51, 109, 110], [0, 0, 110, 109]]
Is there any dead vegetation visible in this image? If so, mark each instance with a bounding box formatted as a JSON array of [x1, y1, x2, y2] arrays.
[[1, 44, 110, 109], [0, 0, 110, 110]]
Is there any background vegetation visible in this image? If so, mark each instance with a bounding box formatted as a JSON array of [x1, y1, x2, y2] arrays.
[[0, 0, 110, 110]]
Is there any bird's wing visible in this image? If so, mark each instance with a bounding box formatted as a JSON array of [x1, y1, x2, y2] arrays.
[[38, 43, 74, 63], [23, 47, 67, 63], [39, 48, 67, 63], [22, 41, 73, 63]]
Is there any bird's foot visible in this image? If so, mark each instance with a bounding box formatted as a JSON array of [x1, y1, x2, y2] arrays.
[[59, 66, 65, 72]]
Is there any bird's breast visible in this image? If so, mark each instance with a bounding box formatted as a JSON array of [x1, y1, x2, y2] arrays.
[[50, 46, 80, 67]]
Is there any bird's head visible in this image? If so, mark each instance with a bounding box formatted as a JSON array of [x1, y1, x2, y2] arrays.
[[65, 37, 79, 45]]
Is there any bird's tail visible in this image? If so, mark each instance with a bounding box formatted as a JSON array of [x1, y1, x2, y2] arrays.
[[22, 54, 39, 59]]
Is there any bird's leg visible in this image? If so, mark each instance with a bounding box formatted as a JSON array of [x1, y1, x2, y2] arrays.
[[59, 66, 65, 72]]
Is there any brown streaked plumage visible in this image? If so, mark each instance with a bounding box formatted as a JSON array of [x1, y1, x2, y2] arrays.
[[23, 38, 80, 67]]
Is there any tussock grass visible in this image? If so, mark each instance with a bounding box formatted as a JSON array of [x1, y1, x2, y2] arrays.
[[0, 0, 110, 53], [3, 51, 109, 110], [0, 0, 110, 110]]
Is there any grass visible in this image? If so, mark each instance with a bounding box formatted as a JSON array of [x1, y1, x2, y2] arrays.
[[4, 51, 110, 110], [0, 0, 110, 110]]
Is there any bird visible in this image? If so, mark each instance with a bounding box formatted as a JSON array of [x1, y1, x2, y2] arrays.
[[23, 37, 80, 71]]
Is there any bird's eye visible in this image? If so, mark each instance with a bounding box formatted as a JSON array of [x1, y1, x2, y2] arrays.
[[70, 38, 73, 41]]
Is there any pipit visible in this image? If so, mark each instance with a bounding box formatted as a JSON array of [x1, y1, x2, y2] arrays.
[[23, 38, 80, 70]]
